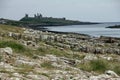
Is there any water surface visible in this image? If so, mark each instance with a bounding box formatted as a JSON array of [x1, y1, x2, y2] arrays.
[[46, 22, 120, 37]]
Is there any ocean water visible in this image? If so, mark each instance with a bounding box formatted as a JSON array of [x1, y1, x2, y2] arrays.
[[46, 22, 120, 38]]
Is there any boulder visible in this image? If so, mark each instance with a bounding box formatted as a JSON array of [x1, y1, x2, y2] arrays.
[[8, 32, 13, 37], [12, 33, 22, 40], [0, 62, 14, 72], [113, 49, 120, 55], [89, 74, 110, 80], [26, 41, 36, 47], [12, 73, 23, 78], [40, 35, 48, 41], [15, 60, 38, 66], [94, 47, 103, 54], [10, 77, 21, 80], [105, 70, 119, 78], [84, 54, 98, 61], [0, 47, 13, 55], [46, 55, 58, 62]]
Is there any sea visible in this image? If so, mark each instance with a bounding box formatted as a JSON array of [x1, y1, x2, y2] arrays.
[[45, 22, 120, 38]]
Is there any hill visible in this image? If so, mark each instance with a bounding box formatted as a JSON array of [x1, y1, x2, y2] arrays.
[[20, 13, 98, 27], [0, 14, 99, 29]]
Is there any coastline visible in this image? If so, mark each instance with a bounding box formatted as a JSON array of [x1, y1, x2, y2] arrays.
[[0, 24, 120, 79], [33, 26, 120, 40], [106, 25, 120, 28], [30, 26, 91, 36]]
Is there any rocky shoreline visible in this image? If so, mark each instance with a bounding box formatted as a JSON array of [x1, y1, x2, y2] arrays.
[[106, 25, 120, 28], [0, 24, 120, 80]]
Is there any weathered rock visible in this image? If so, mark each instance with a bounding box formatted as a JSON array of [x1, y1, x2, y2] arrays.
[[0, 47, 13, 63], [15, 60, 38, 66], [12, 33, 22, 40], [26, 41, 37, 47], [94, 47, 103, 54], [0, 62, 14, 72], [0, 73, 10, 80], [89, 72, 120, 80], [0, 47, 13, 55], [100, 55, 113, 61], [12, 73, 23, 78], [8, 32, 13, 37], [60, 57, 76, 65], [84, 54, 98, 61], [27, 74, 49, 80], [9, 77, 22, 80], [4, 47, 13, 55], [45, 55, 57, 61], [89, 74, 110, 80], [40, 35, 48, 41], [105, 70, 119, 78]]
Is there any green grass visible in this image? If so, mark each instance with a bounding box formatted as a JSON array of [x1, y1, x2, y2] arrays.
[[90, 60, 108, 73], [15, 64, 34, 74], [0, 41, 26, 53], [0, 24, 23, 33], [113, 66, 120, 75], [37, 46, 71, 57], [76, 59, 120, 75], [37, 47, 46, 53], [41, 61, 55, 69], [79, 60, 109, 73], [0, 40, 35, 58]]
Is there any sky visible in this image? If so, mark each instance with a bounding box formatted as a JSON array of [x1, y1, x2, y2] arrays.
[[0, 0, 120, 22]]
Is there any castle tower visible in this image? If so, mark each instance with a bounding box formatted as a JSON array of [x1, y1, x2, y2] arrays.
[[25, 14, 28, 18], [34, 14, 37, 18], [39, 14, 42, 18], [36, 13, 42, 19]]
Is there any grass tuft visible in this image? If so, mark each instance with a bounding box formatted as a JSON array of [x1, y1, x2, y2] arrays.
[[90, 60, 108, 73], [78, 59, 108, 73], [15, 64, 34, 74], [41, 61, 55, 69], [0, 41, 26, 53]]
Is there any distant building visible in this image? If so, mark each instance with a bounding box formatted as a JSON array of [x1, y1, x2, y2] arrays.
[[25, 14, 29, 18], [37, 13, 42, 18], [62, 17, 66, 20], [23, 13, 66, 21], [34, 14, 37, 18]]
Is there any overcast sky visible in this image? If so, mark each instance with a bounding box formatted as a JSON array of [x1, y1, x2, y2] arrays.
[[0, 0, 120, 22]]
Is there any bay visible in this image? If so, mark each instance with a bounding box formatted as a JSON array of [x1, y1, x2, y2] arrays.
[[46, 22, 120, 38]]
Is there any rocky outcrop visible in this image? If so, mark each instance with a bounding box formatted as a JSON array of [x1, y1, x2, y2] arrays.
[[2, 28, 120, 55], [0, 26, 120, 80]]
